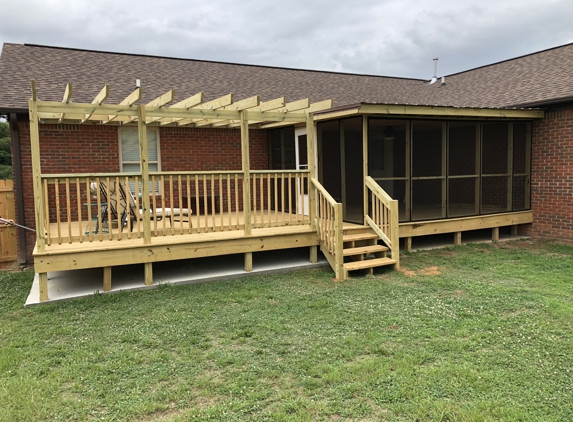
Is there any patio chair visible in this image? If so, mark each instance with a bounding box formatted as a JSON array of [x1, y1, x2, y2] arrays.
[[96, 182, 192, 232]]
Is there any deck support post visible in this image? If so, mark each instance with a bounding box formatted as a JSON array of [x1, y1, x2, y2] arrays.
[[306, 114, 316, 228], [454, 232, 462, 245], [492, 227, 499, 242], [405, 237, 412, 252], [39, 272, 48, 302], [103, 266, 112, 292], [309, 245, 318, 263], [144, 262, 153, 286], [244, 252, 253, 272], [511, 225, 518, 236], [137, 105, 152, 245], [240, 111, 252, 235]]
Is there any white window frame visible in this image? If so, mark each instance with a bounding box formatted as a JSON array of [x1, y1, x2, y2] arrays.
[[118, 127, 161, 193]]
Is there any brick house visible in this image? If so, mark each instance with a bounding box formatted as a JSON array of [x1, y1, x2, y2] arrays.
[[0, 43, 571, 302]]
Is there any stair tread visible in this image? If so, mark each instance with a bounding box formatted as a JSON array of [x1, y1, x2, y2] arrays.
[[343, 245, 389, 256], [343, 232, 379, 242], [343, 257, 397, 271]]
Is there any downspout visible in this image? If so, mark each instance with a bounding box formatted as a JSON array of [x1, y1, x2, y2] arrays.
[[9, 113, 27, 266]]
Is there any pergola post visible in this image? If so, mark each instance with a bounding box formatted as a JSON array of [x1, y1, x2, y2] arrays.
[[29, 86, 49, 302], [137, 105, 152, 245], [306, 114, 316, 228], [240, 110, 253, 271]]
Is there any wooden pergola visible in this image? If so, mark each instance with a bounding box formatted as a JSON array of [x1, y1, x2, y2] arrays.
[[29, 80, 339, 299]]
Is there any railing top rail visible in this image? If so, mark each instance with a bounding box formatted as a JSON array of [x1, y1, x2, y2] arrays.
[[365, 176, 394, 206], [311, 178, 338, 207], [151, 170, 244, 176], [251, 169, 310, 174], [41, 172, 142, 179]]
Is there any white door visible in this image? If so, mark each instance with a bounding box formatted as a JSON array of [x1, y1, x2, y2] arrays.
[[295, 128, 309, 216]]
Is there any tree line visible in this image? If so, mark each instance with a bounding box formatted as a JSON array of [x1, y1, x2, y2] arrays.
[[0, 120, 11, 179]]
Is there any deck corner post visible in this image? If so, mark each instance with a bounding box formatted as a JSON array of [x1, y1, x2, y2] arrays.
[[390, 199, 400, 268], [362, 115, 368, 226], [306, 114, 316, 229], [454, 231, 462, 245], [240, 110, 252, 235], [334, 202, 344, 279], [144, 262, 153, 286], [29, 97, 46, 252], [244, 252, 253, 272], [137, 105, 152, 244], [39, 272, 48, 302]]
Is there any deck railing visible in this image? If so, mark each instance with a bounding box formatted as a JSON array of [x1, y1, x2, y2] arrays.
[[365, 176, 399, 267], [39, 170, 311, 245], [311, 178, 343, 279], [251, 170, 310, 229]]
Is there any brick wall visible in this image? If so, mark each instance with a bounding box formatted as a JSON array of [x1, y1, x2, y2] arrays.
[[521, 110, 573, 244], [15, 123, 268, 262]]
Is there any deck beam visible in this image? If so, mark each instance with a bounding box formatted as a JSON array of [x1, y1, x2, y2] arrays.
[[34, 230, 320, 273]]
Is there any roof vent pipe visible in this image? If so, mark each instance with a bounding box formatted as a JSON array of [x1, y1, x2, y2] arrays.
[[429, 57, 439, 84], [440, 76, 446, 86]]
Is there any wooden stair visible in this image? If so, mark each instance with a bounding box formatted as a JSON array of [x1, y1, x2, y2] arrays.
[[342, 228, 396, 278]]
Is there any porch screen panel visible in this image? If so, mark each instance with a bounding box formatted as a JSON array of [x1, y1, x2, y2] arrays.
[[343, 117, 364, 223], [318, 120, 341, 201], [368, 118, 408, 221], [448, 122, 479, 217], [412, 121, 444, 220], [481, 123, 509, 213], [512, 122, 530, 210]]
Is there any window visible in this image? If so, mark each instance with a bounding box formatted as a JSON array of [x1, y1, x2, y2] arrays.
[[119, 128, 160, 192]]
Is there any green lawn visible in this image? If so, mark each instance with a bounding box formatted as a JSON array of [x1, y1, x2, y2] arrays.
[[1, 240, 572, 421]]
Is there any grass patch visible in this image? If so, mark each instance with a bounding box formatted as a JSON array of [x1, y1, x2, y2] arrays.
[[1, 240, 572, 420]]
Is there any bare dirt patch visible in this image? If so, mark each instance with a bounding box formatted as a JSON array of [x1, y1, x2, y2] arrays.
[[397, 268, 417, 277], [419, 266, 441, 276]]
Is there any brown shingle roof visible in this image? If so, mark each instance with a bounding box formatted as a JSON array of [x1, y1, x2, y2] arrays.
[[0, 42, 572, 112], [0, 43, 426, 111]]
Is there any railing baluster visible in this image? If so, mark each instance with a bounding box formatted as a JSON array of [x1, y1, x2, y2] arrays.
[[235, 174, 240, 230], [186, 175, 192, 234], [106, 178, 112, 241], [195, 175, 201, 233], [65, 179, 72, 243], [211, 174, 215, 230], [203, 174, 208, 232], [135, 177, 141, 238], [43, 179, 51, 246], [76, 178, 83, 243], [219, 174, 223, 231], [226, 174, 231, 231], [168, 175, 174, 236]]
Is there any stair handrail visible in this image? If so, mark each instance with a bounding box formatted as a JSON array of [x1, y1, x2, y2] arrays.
[[365, 176, 400, 268], [311, 178, 344, 279]]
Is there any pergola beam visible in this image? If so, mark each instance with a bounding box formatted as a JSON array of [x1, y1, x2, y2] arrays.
[[105, 87, 142, 123], [193, 95, 260, 127], [170, 93, 234, 126], [261, 99, 334, 129], [211, 96, 286, 128]]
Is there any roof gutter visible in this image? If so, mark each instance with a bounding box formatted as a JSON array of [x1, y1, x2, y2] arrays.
[[506, 95, 573, 109], [9, 113, 27, 266]]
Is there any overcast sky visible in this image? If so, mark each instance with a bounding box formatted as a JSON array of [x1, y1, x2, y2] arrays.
[[1, 0, 572, 79]]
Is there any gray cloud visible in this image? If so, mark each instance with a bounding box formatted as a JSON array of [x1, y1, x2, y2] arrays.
[[0, 0, 572, 79]]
